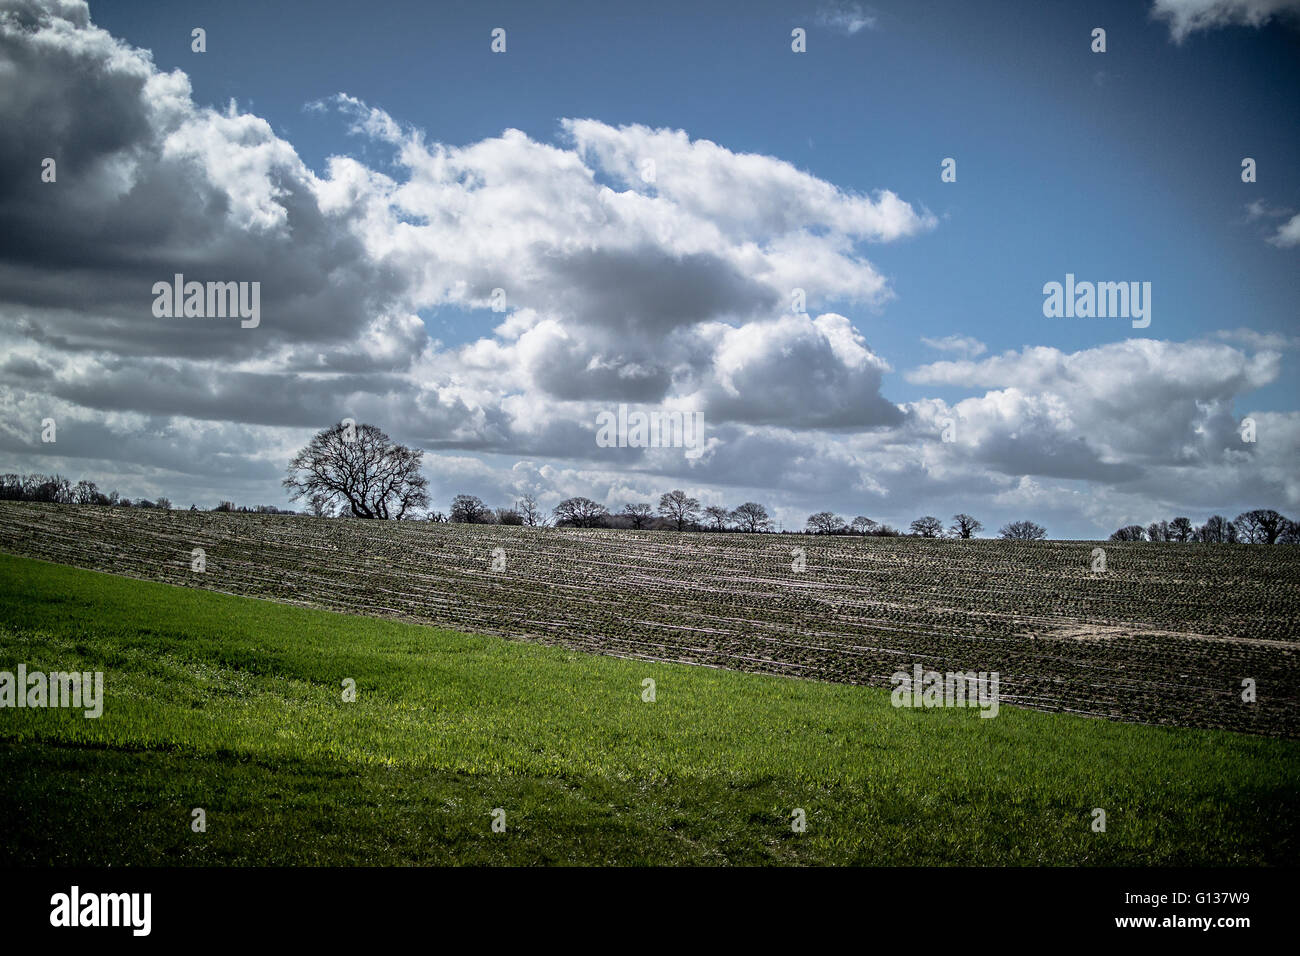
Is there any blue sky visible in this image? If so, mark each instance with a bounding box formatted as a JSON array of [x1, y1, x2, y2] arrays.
[[2, 0, 1298, 535]]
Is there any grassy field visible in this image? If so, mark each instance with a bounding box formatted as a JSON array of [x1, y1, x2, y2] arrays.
[[1, 551, 1296, 865]]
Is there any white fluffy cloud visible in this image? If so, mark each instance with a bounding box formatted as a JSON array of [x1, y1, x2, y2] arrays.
[[906, 338, 1281, 464], [903, 339, 1297, 521]]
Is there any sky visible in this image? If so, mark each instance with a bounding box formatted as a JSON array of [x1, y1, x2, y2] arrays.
[[1, 0, 1297, 536]]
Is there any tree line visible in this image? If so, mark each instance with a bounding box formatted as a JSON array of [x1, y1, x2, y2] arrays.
[[1109, 510, 1298, 545], [438, 493, 1051, 541], [0, 473, 292, 514], [439, 490, 784, 532], [1, 472, 175, 510], [5, 419, 1295, 545]]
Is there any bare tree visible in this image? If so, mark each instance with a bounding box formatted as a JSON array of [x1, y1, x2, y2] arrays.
[[1234, 509, 1287, 544], [72, 479, 100, 505], [806, 511, 846, 534], [284, 422, 429, 520], [1199, 514, 1229, 543], [517, 493, 546, 527], [999, 520, 1047, 541], [450, 495, 491, 523], [496, 507, 524, 525], [305, 492, 336, 518], [703, 505, 730, 531], [948, 513, 982, 539], [910, 515, 943, 538], [554, 496, 609, 528], [1168, 516, 1194, 542], [24, 474, 72, 503], [658, 489, 700, 531], [1109, 525, 1145, 542], [849, 516, 878, 535], [730, 501, 771, 533], [622, 502, 653, 529], [1234, 511, 1261, 543]]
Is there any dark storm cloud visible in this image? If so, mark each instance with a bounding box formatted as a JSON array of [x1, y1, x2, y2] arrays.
[[543, 245, 779, 335], [0, 0, 410, 365]]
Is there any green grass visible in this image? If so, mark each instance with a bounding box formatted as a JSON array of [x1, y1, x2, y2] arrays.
[[0, 551, 1295, 865]]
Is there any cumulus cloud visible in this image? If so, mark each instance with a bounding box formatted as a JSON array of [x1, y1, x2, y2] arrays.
[[0, 0, 933, 451], [905, 339, 1287, 481], [693, 312, 903, 429], [1151, 0, 1300, 41]]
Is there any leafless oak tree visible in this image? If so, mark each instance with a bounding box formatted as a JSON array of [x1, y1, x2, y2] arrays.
[[849, 516, 877, 535], [999, 520, 1046, 541], [658, 489, 700, 531], [450, 495, 491, 523], [731, 501, 771, 533], [622, 502, 653, 529], [703, 505, 730, 530], [517, 493, 546, 527], [1235, 509, 1286, 544], [283, 422, 428, 519], [554, 496, 609, 528], [910, 515, 943, 538], [807, 511, 846, 534]]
